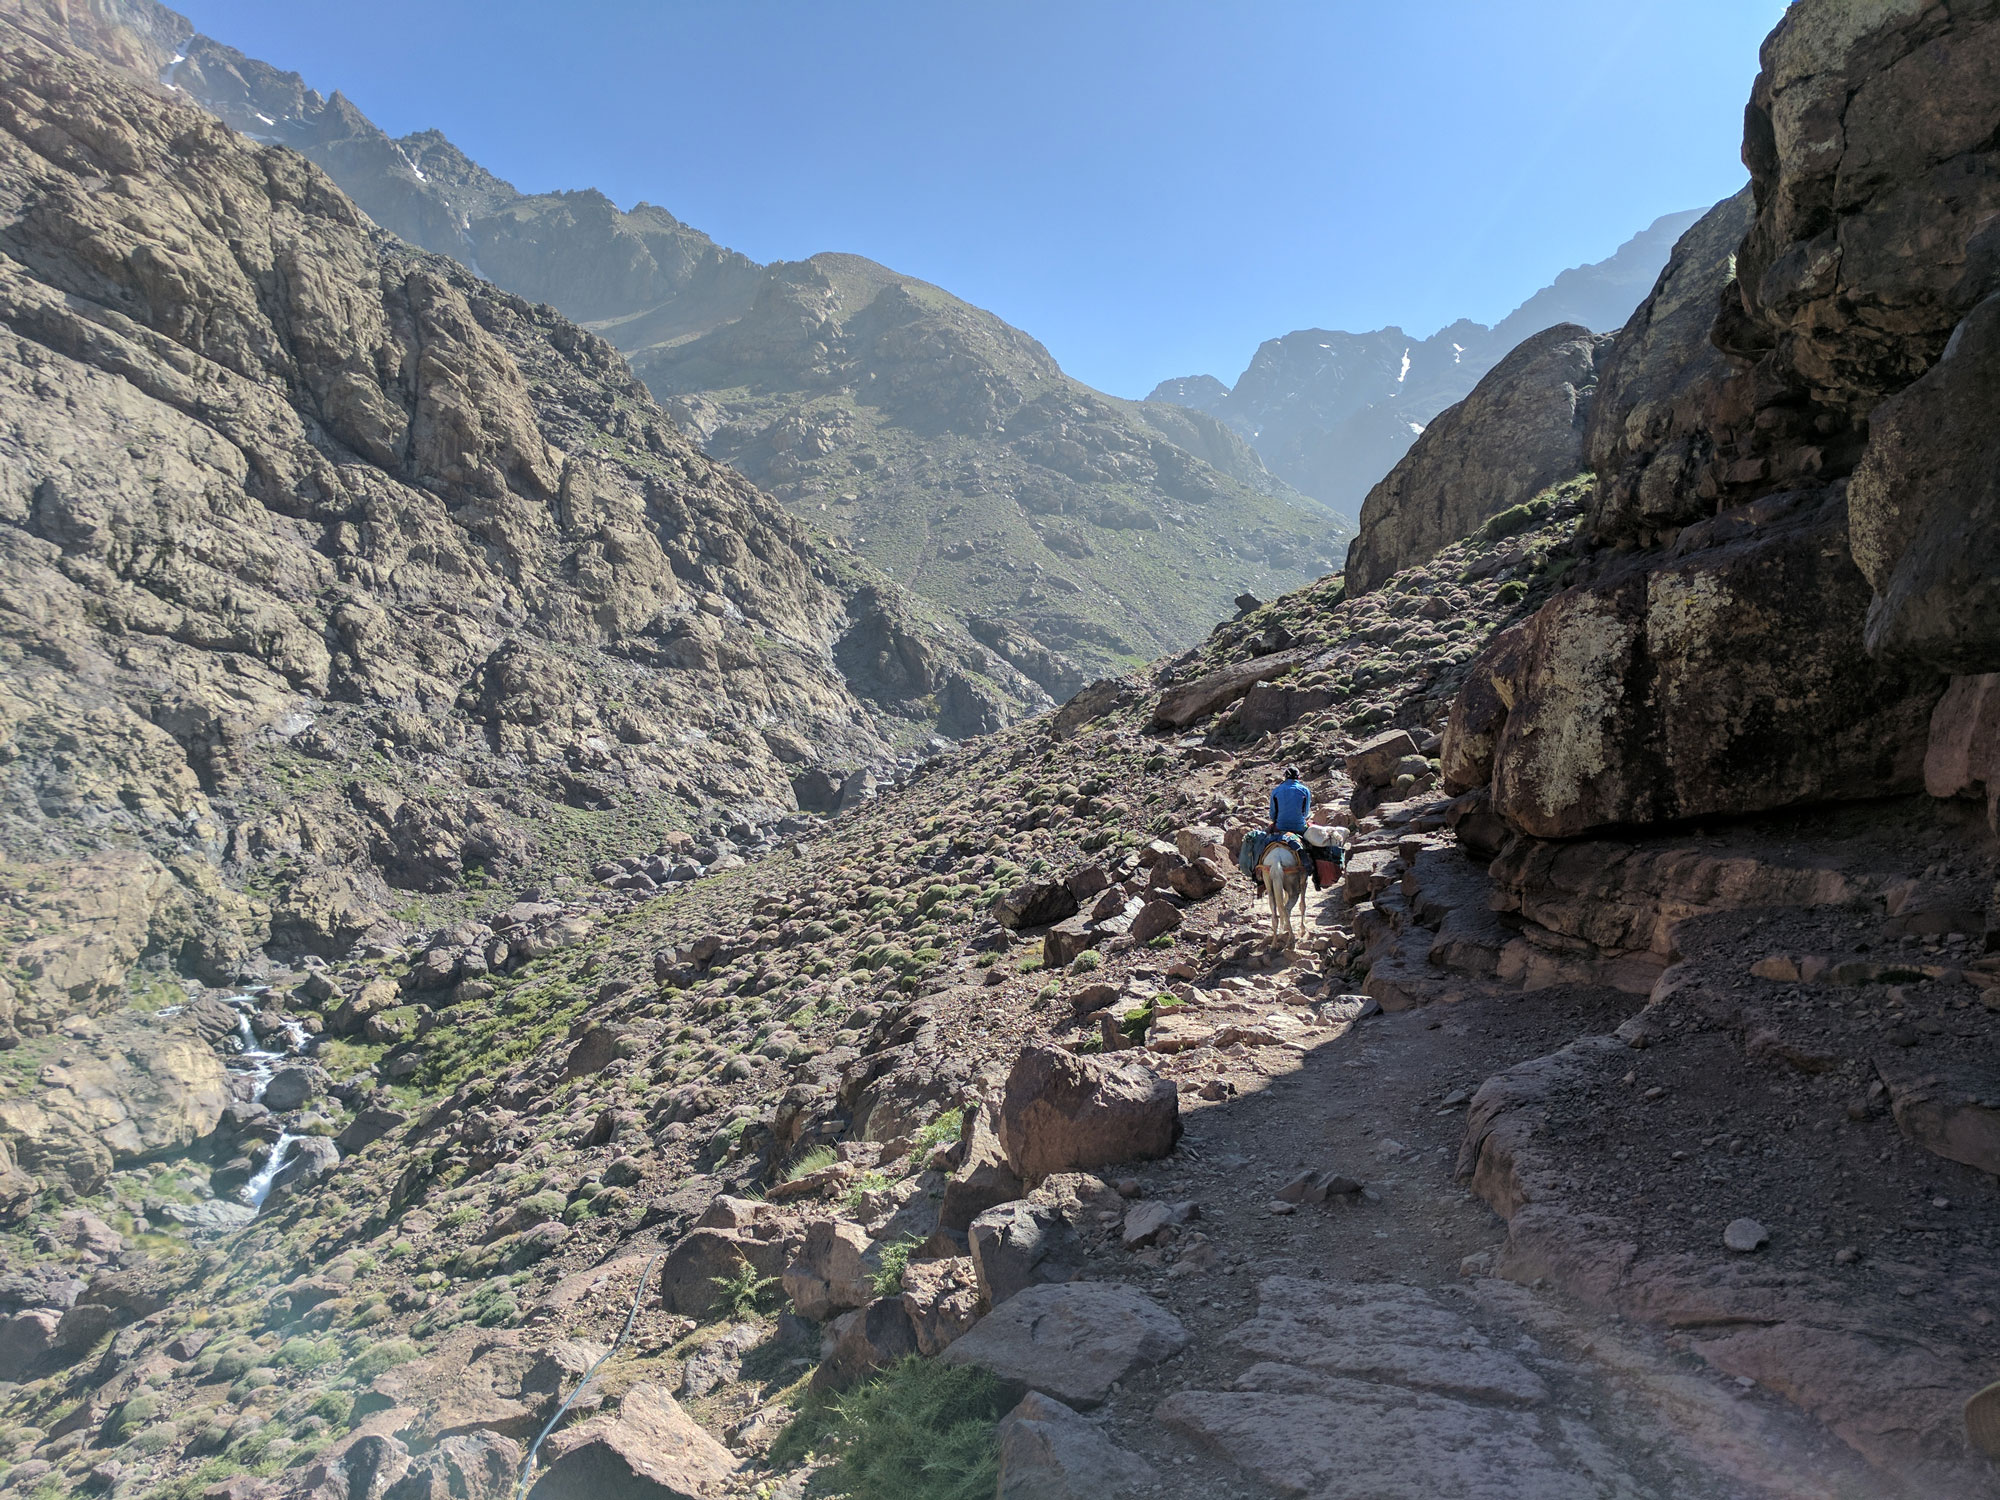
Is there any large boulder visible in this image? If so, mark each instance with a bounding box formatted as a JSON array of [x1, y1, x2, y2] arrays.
[[813, 1297, 919, 1391], [991, 881, 1080, 932], [939, 1109, 1023, 1232], [1461, 496, 1941, 839], [1345, 324, 1609, 595], [1151, 652, 1302, 729], [527, 1382, 735, 1500], [996, 1046, 1180, 1181], [995, 1391, 1159, 1500], [1050, 677, 1144, 740], [1924, 673, 2000, 829], [967, 1199, 1078, 1309], [658, 1228, 792, 1319], [941, 1282, 1188, 1408], [900, 1257, 981, 1356], [1345, 728, 1419, 789], [780, 1219, 873, 1322], [384, 1433, 521, 1500]]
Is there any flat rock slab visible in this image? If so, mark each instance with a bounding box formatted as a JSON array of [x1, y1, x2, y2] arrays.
[[1158, 1378, 1617, 1500], [942, 1281, 1187, 1408], [530, 1382, 735, 1500], [1230, 1277, 1547, 1407]]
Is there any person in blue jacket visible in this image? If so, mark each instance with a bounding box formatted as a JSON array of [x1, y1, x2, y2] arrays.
[[1268, 766, 1312, 836]]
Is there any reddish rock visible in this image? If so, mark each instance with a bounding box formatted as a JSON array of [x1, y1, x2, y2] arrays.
[[1151, 651, 1302, 729], [997, 1046, 1180, 1181], [529, 1382, 735, 1499]]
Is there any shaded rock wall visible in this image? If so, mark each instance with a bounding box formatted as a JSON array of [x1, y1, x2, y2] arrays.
[[1443, 0, 2000, 846]]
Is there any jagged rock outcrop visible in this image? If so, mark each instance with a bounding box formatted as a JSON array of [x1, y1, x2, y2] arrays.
[[1847, 290, 2000, 672], [1584, 188, 1757, 548], [1445, 0, 2000, 844], [1464, 491, 1939, 838], [1345, 324, 1610, 594], [0, 8, 1029, 1001]]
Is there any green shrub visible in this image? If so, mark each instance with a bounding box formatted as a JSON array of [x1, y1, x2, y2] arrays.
[[276, 1337, 340, 1371], [1495, 580, 1528, 605], [869, 1237, 921, 1298], [910, 1108, 963, 1157], [1068, 950, 1102, 973], [344, 1339, 419, 1384], [783, 1357, 1008, 1500], [711, 1260, 779, 1321], [1482, 495, 1552, 541]]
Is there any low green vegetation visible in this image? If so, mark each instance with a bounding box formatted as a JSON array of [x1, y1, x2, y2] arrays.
[[768, 1357, 1008, 1500], [711, 1260, 780, 1321], [869, 1236, 921, 1297], [785, 1146, 838, 1182]]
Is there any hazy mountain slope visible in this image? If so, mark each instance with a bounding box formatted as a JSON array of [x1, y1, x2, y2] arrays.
[[65, 3, 1349, 686], [632, 254, 1350, 684], [1150, 209, 1706, 514]]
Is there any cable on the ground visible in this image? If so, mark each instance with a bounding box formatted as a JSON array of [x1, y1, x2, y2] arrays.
[[513, 1248, 667, 1500]]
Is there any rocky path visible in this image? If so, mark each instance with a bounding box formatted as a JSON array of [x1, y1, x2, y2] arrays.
[[1077, 880, 1898, 1499]]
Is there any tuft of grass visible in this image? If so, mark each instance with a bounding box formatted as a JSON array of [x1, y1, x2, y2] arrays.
[[770, 1357, 1007, 1500], [1068, 949, 1102, 973], [909, 1108, 963, 1158], [784, 1146, 838, 1183]]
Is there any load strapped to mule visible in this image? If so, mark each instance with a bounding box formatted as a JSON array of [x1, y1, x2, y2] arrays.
[[1242, 826, 1344, 890]]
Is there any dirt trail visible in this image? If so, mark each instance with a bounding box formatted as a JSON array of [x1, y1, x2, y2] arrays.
[[1082, 879, 1900, 1500]]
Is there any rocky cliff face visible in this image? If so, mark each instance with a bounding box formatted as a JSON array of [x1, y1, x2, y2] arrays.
[[1449, 0, 2000, 846], [1344, 323, 1611, 594], [0, 3, 1033, 1045], [1148, 210, 1703, 516]]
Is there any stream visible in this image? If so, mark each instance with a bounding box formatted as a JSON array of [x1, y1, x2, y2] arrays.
[[218, 991, 314, 1210]]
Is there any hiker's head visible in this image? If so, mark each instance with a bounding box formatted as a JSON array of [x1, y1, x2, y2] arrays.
[[1283, 765, 1300, 781]]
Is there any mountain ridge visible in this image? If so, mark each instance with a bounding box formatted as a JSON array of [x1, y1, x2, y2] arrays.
[[1147, 208, 1707, 514]]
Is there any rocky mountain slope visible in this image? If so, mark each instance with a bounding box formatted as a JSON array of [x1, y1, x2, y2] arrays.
[[3, 3, 2000, 1500], [0, 0, 1040, 1050], [60, 0, 1350, 690], [1149, 208, 1704, 516]]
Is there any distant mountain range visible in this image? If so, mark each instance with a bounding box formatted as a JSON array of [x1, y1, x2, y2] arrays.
[[1147, 211, 1704, 515], [140, 13, 1349, 689]]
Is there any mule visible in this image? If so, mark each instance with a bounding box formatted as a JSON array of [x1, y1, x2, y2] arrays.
[[1258, 840, 1310, 947]]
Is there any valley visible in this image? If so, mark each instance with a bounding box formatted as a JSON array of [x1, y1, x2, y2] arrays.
[[0, 1, 1997, 1499]]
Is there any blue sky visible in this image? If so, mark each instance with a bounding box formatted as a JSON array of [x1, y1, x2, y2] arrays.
[[176, 0, 1788, 398]]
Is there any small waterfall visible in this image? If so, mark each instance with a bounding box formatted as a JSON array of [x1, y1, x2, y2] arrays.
[[239, 1131, 298, 1209], [219, 991, 314, 1102]]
